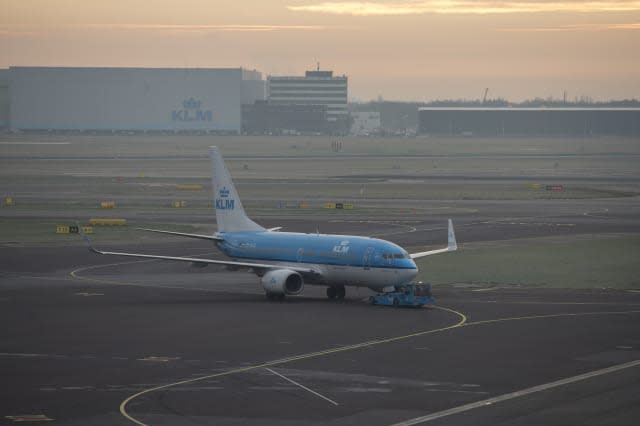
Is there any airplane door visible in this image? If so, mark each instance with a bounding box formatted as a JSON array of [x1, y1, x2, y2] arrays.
[[297, 248, 304, 262], [363, 247, 374, 270]]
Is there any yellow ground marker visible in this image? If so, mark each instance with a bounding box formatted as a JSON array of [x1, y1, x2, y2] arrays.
[[56, 226, 69, 234], [89, 218, 127, 226], [175, 184, 202, 190], [57, 225, 93, 234]]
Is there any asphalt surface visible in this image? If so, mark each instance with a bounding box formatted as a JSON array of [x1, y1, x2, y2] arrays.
[[1, 241, 639, 425], [2, 137, 639, 424]]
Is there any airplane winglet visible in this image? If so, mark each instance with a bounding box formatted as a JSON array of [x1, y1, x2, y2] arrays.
[[447, 219, 458, 251], [409, 219, 458, 259]]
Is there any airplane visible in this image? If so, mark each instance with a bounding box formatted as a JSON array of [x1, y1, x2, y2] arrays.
[[82, 146, 457, 301]]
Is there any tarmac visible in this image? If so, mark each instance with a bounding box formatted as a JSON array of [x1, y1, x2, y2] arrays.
[[1, 234, 639, 425], [1, 137, 639, 424]]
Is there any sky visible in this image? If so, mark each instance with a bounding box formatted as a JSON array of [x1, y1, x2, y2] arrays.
[[2, 0, 639, 102]]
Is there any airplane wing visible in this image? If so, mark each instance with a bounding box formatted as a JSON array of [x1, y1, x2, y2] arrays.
[[136, 226, 281, 239], [135, 227, 224, 241], [79, 227, 315, 274], [88, 246, 315, 273], [410, 219, 458, 259]]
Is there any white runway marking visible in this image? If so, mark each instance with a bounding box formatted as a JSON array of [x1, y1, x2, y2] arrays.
[[5, 414, 54, 422], [471, 287, 498, 292], [389, 359, 640, 425], [138, 356, 180, 363], [265, 367, 339, 406], [0, 142, 70, 145]]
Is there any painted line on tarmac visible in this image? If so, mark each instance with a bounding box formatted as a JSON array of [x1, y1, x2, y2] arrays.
[[389, 309, 640, 425], [328, 219, 419, 238], [120, 308, 640, 425], [0, 142, 70, 145], [74, 292, 104, 297], [4, 414, 54, 422], [471, 287, 498, 292], [465, 310, 640, 328], [455, 299, 640, 307], [265, 367, 339, 406], [138, 356, 180, 363], [389, 358, 640, 426], [75, 259, 640, 424], [69, 253, 261, 295], [119, 305, 468, 426]]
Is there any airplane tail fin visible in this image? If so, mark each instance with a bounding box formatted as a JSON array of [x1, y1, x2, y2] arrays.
[[210, 146, 264, 233]]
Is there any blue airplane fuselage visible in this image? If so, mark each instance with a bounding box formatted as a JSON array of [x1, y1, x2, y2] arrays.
[[217, 231, 419, 289]]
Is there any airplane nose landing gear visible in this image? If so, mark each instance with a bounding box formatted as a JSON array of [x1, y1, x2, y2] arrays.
[[326, 286, 346, 300]]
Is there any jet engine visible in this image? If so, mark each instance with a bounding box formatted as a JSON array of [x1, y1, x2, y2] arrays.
[[260, 269, 304, 295]]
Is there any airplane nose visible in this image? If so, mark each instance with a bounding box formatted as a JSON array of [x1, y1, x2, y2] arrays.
[[406, 267, 419, 282]]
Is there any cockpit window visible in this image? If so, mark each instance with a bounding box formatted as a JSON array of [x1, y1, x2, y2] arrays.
[[383, 253, 409, 260]]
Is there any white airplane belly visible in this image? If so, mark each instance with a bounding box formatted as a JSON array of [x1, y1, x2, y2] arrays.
[[316, 264, 418, 288]]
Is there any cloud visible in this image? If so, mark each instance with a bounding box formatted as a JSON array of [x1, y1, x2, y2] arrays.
[[81, 24, 326, 33], [498, 22, 640, 31], [287, 1, 640, 16], [0, 28, 39, 37]]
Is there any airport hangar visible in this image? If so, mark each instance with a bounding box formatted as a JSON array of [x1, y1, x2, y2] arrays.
[[418, 107, 640, 137], [2, 67, 265, 132]]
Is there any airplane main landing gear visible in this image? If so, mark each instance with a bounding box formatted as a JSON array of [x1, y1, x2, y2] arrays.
[[266, 292, 285, 301], [326, 286, 346, 300]]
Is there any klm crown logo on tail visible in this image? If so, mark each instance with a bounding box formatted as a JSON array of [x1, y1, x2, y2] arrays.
[[216, 186, 235, 210]]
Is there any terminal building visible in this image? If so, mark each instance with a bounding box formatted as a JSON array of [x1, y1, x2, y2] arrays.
[[418, 107, 640, 137], [268, 70, 348, 127], [242, 101, 328, 134], [244, 69, 348, 134], [4, 67, 265, 132]]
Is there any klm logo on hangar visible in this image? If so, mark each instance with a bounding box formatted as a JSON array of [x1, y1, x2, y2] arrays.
[[216, 187, 235, 210], [172, 97, 213, 122]]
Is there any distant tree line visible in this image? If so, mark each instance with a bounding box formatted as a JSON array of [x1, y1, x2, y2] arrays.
[[518, 98, 640, 108]]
